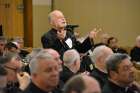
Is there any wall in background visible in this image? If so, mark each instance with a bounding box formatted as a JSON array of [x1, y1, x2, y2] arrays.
[[32, 0, 51, 47], [54, 0, 140, 47]]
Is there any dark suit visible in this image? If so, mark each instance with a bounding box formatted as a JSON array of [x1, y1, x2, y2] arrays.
[[60, 66, 75, 83], [102, 80, 140, 93], [90, 68, 108, 89], [23, 82, 62, 93], [41, 28, 93, 57], [130, 46, 140, 62]]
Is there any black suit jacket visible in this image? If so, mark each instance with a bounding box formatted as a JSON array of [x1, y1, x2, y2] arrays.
[[23, 82, 62, 93], [41, 28, 93, 57], [90, 68, 108, 89], [102, 80, 140, 93]]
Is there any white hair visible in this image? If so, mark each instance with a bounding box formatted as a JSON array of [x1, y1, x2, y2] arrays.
[[29, 50, 54, 74], [63, 49, 80, 66], [90, 45, 111, 63], [48, 10, 62, 23]]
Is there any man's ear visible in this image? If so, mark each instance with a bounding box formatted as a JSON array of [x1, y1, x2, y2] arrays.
[[110, 70, 118, 79]]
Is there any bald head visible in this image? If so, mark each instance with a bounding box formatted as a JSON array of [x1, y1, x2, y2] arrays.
[[63, 49, 80, 65], [90, 45, 113, 72], [91, 45, 113, 63], [44, 48, 59, 57], [48, 10, 67, 29], [82, 75, 101, 93], [63, 74, 101, 93]]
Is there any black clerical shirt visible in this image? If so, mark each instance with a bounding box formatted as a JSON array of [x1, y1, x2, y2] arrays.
[[23, 82, 61, 93]]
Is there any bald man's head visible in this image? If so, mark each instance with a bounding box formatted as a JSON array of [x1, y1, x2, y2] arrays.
[[63, 74, 101, 93], [48, 10, 67, 29]]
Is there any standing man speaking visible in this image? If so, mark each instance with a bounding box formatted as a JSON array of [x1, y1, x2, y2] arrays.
[[41, 10, 97, 57]]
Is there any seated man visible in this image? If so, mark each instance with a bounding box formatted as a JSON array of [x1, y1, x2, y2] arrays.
[[0, 52, 30, 93], [23, 50, 61, 93], [130, 35, 140, 62], [90, 45, 113, 88], [63, 74, 101, 93], [4, 42, 20, 54], [107, 37, 127, 54], [60, 49, 81, 83], [102, 53, 140, 93], [11, 37, 29, 59]]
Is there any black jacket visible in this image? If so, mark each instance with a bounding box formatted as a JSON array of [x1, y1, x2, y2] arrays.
[[41, 28, 93, 57], [23, 82, 62, 93], [130, 46, 140, 62], [6, 81, 22, 93], [60, 66, 75, 83], [102, 80, 140, 93], [90, 68, 108, 89]]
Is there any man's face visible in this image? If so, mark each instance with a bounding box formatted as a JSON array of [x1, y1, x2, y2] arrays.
[[36, 59, 60, 88], [51, 11, 67, 29], [44, 49, 63, 71], [4, 56, 22, 81], [116, 58, 135, 85]]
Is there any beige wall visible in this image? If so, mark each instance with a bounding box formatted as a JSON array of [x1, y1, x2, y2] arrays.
[[33, 0, 51, 47], [54, 0, 140, 47], [32, 0, 140, 47]]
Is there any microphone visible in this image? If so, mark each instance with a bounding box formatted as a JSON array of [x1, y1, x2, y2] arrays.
[[65, 24, 79, 32]]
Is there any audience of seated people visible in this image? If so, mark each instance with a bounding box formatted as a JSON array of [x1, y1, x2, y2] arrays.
[[130, 35, 140, 63], [90, 45, 113, 88], [102, 53, 140, 93], [1, 9, 140, 93], [107, 36, 127, 54]]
